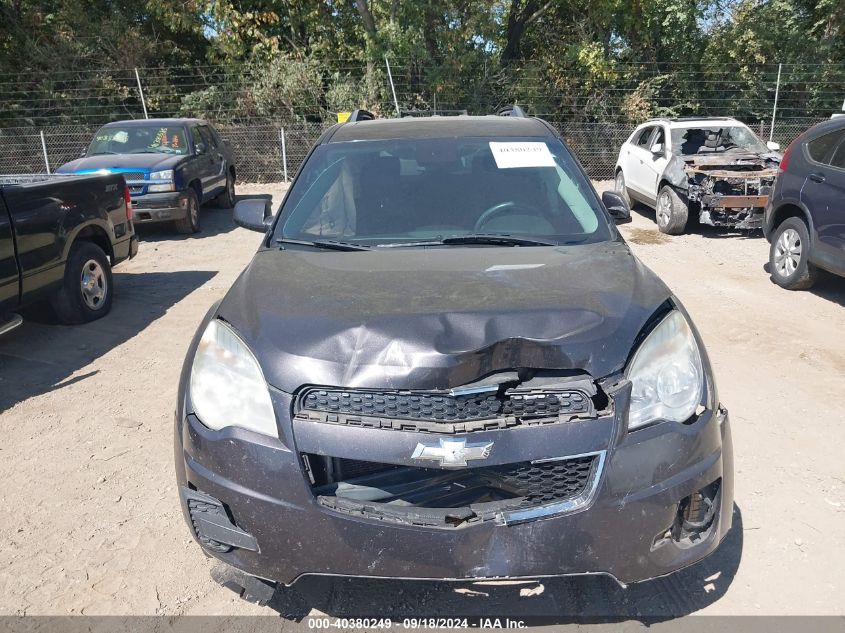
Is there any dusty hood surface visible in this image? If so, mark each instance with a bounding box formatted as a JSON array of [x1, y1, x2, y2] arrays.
[[57, 153, 185, 174], [217, 242, 671, 393]]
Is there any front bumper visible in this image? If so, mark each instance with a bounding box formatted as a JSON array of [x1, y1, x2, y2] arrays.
[[131, 191, 188, 224], [174, 385, 734, 587]]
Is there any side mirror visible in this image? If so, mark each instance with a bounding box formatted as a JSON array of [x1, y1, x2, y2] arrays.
[[80, 148, 87, 157], [650, 143, 664, 156], [234, 199, 272, 232], [602, 190, 631, 224], [766, 141, 781, 151], [195, 142, 207, 155]]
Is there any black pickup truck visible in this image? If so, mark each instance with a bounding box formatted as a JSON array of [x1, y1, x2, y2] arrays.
[[0, 173, 138, 335]]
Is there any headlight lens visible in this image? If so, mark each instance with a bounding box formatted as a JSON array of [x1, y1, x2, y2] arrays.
[[149, 169, 173, 181], [625, 310, 704, 430], [148, 169, 175, 192], [189, 319, 277, 437]]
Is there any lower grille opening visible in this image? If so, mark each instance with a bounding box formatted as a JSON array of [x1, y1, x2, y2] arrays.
[[303, 453, 600, 528], [673, 479, 721, 542], [182, 487, 259, 553], [653, 479, 721, 548]]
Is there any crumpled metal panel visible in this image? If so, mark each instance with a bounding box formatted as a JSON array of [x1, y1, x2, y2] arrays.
[[216, 241, 671, 393]]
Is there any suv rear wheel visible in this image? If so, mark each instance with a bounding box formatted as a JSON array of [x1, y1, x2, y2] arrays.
[[51, 241, 113, 324], [656, 185, 689, 235], [769, 217, 818, 290], [614, 170, 631, 208]]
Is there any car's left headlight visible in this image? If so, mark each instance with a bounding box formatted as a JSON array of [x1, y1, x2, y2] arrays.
[[148, 169, 175, 192], [625, 310, 704, 430], [189, 319, 278, 438]]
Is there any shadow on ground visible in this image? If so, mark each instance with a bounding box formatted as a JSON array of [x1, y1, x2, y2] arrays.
[[0, 269, 215, 412], [135, 193, 272, 242], [761, 263, 845, 307], [216, 505, 743, 622]]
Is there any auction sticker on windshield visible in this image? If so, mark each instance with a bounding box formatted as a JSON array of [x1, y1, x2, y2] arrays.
[[489, 141, 556, 169]]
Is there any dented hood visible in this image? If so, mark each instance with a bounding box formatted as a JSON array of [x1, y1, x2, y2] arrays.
[[216, 242, 671, 393]]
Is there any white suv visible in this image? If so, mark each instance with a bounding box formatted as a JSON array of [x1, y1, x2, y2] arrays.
[[614, 118, 781, 234]]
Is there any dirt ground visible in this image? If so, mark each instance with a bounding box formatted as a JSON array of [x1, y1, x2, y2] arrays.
[[1, 181, 844, 620]]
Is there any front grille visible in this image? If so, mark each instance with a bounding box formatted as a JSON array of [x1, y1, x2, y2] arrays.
[[304, 452, 601, 527], [119, 171, 147, 181], [494, 457, 596, 510], [300, 387, 591, 423]]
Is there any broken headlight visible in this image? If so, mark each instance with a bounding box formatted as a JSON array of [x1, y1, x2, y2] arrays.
[[189, 319, 277, 438], [625, 310, 703, 430]]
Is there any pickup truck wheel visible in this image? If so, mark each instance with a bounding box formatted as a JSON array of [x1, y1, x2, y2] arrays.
[[174, 190, 200, 235], [656, 185, 689, 235], [51, 241, 113, 324], [216, 172, 236, 209], [769, 217, 818, 290]]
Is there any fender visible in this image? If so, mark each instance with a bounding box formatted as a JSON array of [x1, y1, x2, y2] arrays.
[[660, 155, 690, 190], [61, 218, 115, 262], [766, 195, 816, 246]]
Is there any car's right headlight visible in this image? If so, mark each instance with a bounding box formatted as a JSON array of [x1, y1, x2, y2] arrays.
[[625, 310, 704, 430], [148, 169, 175, 192], [189, 319, 277, 438]]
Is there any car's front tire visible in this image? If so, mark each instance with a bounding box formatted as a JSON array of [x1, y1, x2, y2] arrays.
[[769, 217, 818, 290], [51, 241, 114, 324], [174, 189, 201, 235], [656, 185, 689, 235], [216, 171, 236, 209]]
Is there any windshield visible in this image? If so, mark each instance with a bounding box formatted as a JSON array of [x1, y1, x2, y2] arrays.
[[275, 136, 612, 247], [671, 126, 768, 156], [87, 125, 189, 156]]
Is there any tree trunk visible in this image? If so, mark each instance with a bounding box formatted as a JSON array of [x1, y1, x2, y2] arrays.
[[350, 0, 378, 40], [501, 0, 552, 66]]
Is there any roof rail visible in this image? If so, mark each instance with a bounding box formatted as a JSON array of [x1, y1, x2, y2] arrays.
[[347, 109, 376, 122], [497, 105, 527, 118], [400, 109, 468, 118]]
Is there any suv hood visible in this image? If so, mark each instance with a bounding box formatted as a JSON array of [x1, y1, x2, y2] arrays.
[[217, 242, 671, 393], [57, 153, 184, 174]]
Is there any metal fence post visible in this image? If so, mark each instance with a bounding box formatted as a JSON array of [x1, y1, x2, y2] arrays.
[[770, 63, 782, 142], [279, 127, 288, 183], [135, 68, 149, 119], [39, 131, 51, 174], [385, 56, 400, 117]]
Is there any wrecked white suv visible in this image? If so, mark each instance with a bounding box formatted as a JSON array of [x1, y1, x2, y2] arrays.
[[614, 117, 782, 234]]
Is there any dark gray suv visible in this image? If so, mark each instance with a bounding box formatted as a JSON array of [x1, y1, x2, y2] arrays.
[[174, 111, 733, 604], [764, 116, 845, 289]]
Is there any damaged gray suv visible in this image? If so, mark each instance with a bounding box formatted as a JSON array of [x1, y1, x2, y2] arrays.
[[175, 109, 733, 603]]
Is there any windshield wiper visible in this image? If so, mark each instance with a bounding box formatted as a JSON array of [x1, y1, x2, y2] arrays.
[[276, 238, 370, 252], [376, 234, 560, 248], [88, 151, 117, 155], [441, 234, 559, 247]]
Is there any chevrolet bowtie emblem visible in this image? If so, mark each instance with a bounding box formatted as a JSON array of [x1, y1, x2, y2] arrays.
[[411, 437, 493, 468]]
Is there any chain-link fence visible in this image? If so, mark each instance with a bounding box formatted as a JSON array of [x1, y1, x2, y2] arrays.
[[0, 117, 828, 183]]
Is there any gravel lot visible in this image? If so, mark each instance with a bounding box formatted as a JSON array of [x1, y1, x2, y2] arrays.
[[1, 181, 843, 620]]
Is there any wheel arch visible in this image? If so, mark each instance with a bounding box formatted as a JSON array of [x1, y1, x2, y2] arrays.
[[769, 202, 813, 239], [65, 221, 114, 264], [188, 179, 202, 201]]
